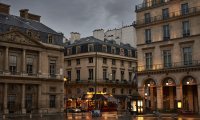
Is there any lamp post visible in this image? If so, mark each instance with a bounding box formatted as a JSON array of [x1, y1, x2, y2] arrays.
[[63, 77, 67, 115]]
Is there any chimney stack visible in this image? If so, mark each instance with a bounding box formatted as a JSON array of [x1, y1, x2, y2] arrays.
[[0, 3, 10, 14], [93, 29, 104, 41], [20, 9, 41, 22], [69, 32, 81, 43]]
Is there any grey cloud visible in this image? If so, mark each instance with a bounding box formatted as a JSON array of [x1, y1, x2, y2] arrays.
[[1, 0, 142, 38]]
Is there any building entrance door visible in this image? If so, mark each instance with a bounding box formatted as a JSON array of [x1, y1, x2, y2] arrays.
[[182, 76, 198, 113]]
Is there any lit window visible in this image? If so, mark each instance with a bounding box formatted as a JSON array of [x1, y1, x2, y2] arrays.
[[48, 35, 53, 44]]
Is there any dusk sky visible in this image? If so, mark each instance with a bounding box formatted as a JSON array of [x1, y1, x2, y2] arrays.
[[1, 0, 142, 38]]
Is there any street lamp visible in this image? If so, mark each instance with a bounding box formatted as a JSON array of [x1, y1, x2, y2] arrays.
[[63, 77, 67, 115]]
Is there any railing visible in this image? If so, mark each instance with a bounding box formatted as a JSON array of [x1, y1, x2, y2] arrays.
[[66, 79, 133, 85], [135, 0, 174, 12], [134, 6, 200, 26], [138, 60, 200, 72]]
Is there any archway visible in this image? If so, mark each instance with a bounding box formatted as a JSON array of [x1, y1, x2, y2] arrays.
[[162, 78, 176, 111], [182, 76, 198, 113], [144, 79, 157, 112]]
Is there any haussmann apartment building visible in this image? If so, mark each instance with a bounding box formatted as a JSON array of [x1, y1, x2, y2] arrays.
[[134, 0, 200, 114]]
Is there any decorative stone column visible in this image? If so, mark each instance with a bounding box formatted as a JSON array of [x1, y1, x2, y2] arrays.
[[176, 85, 183, 107], [198, 85, 200, 114], [4, 47, 9, 73], [38, 84, 42, 113], [38, 52, 42, 76], [150, 87, 155, 110], [22, 49, 26, 75], [157, 86, 163, 110], [21, 84, 26, 114], [169, 87, 174, 109], [3, 83, 8, 114]]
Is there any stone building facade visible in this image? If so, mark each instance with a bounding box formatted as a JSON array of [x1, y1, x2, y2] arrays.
[[134, 0, 200, 113], [64, 36, 137, 110], [0, 3, 64, 114]]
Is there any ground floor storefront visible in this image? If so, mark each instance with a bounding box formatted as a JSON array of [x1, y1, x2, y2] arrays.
[[0, 79, 64, 114], [138, 73, 200, 114]]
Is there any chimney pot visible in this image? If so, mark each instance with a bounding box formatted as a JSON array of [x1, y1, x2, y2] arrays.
[[0, 3, 10, 14]]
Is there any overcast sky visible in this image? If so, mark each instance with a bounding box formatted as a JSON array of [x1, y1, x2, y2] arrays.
[[1, 0, 142, 38]]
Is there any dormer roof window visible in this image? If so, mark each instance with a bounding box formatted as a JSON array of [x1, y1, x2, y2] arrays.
[[48, 34, 53, 44]]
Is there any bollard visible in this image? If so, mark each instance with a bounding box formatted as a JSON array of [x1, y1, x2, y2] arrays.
[[2, 114, 6, 120]]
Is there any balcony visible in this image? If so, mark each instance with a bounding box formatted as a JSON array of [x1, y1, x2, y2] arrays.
[[138, 60, 200, 72], [134, 6, 200, 27], [135, 0, 174, 12], [66, 79, 133, 86]]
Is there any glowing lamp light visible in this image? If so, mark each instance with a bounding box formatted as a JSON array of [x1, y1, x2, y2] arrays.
[[187, 81, 189, 85], [177, 101, 182, 108], [147, 84, 150, 87], [166, 82, 169, 86], [145, 93, 148, 96]]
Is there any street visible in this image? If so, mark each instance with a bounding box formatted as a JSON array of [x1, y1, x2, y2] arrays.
[[1, 112, 200, 120]]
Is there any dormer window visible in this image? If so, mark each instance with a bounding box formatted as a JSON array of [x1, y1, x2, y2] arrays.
[[27, 30, 32, 37], [102, 45, 107, 52], [48, 35, 53, 44], [111, 47, 116, 54], [128, 50, 132, 57], [67, 48, 72, 55], [120, 48, 124, 56], [76, 46, 81, 54], [88, 44, 94, 52]]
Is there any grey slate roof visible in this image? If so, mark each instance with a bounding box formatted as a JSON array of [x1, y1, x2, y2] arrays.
[[0, 12, 59, 35], [65, 36, 136, 50]]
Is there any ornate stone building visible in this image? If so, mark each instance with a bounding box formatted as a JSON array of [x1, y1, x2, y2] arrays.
[[0, 3, 64, 114], [64, 36, 137, 110], [134, 0, 200, 113]]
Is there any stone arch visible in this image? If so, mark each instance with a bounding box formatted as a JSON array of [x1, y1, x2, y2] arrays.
[[141, 76, 157, 87], [143, 78, 156, 87], [159, 75, 177, 86], [162, 77, 176, 86], [182, 76, 197, 85]]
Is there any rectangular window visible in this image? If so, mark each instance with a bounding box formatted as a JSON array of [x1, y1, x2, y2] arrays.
[[112, 59, 116, 65], [49, 60, 56, 77], [129, 61, 132, 67], [183, 47, 192, 65], [76, 59, 80, 65], [145, 29, 151, 43], [111, 47, 116, 54], [112, 70, 116, 81], [163, 50, 172, 68], [9, 55, 17, 74], [102, 45, 107, 52], [76, 46, 81, 54], [89, 88, 94, 92], [128, 50, 132, 57], [162, 8, 169, 20], [67, 60, 71, 66], [145, 53, 152, 70], [121, 88, 124, 94], [67, 71, 71, 81], [163, 25, 170, 40], [129, 72, 132, 81], [145, 13, 151, 24], [120, 48, 124, 56], [49, 95, 56, 108], [103, 69, 107, 80], [88, 57, 93, 63], [88, 44, 94, 52], [26, 57, 33, 75], [181, 3, 189, 15], [67, 48, 72, 55], [121, 60, 124, 66], [103, 58, 107, 64], [183, 21, 190, 37], [88, 69, 93, 80], [76, 70, 80, 81], [48, 35, 53, 44], [121, 71, 124, 81]]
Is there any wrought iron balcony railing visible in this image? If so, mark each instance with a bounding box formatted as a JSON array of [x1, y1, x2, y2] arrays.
[[137, 60, 200, 72], [134, 6, 200, 26], [135, 0, 173, 12], [66, 79, 133, 85]]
